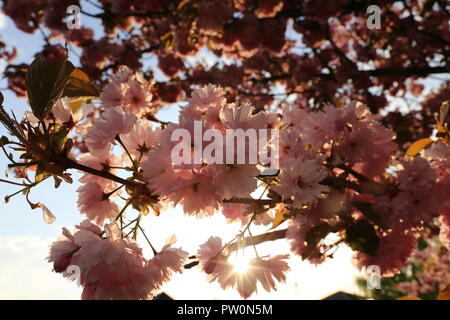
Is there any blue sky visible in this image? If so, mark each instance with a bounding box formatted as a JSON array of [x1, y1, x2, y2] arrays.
[[0, 10, 88, 299]]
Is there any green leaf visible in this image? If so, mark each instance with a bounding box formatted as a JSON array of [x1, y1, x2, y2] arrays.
[[0, 136, 9, 147], [0, 106, 26, 143], [417, 238, 427, 251], [302, 223, 333, 260], [19, 152, 33, 160], [63, 77, 100, 97], [345, 220, 380, 257], [26, 54, 74, 120], [62, 138, 74, 155], [351, 201, 386, 228]]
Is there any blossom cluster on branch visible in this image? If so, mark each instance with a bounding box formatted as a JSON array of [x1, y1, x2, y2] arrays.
[[0, 50, 450, 299]]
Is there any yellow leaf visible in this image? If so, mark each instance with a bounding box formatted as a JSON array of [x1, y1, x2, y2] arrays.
[[436, 106, 450, 143], [139, 206, 150, 216], [177, 0, 190, 10], [406, 138, 433, 157], [150, 203, 160, 216], [437, 283, 450, 300], [71, 68, 90, 82], [69, 96, 91, 113], [271, 204, 287, 229], [438, 101, 449, 127], [397, 296, 422, 300], [64, 77, 100, 97]]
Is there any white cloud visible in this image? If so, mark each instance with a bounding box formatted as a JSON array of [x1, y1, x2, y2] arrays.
[[0, 12, 6, 30], [0, 235, 80, 299]]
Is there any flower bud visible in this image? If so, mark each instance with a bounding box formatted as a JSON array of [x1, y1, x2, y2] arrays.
[[203, 259, 217, 274], [54, 254, 72, 273]]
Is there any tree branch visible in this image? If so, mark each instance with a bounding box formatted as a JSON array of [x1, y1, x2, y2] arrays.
[[222, 198, 274, 205], [226, 229, 287, 252], [64, 158, 138, 186], [184, 229, 288, 269], [366, 66, 448, 78], [249, 66, 448, 85]]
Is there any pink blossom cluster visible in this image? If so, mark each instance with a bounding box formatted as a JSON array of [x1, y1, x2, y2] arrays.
[[396, 238, 450, 298], [48, 220, 187, 300], [274, 103, 450, 276], [197, 237, 290, 299], [141, 85, 272, 217], [100, 67, 154, 116], [350, 143, 450, 276]]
